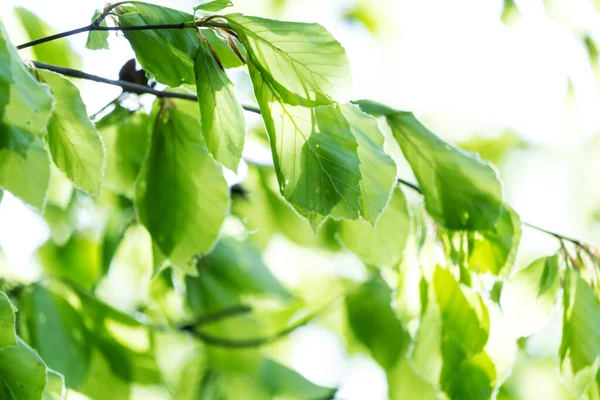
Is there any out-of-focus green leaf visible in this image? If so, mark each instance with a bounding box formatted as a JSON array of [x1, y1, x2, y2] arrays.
[[337, 186, 410, 266], [21, 282, 161, 392], [135, 100, 229, 274], [467, 204, 522, 276], [0, 22, 54, 157], [86, 10, 109, 50], [258, 358, 336, 398], [14, 7, 82, 68], [38, 70, 105, 195], [343, 2, 381, 34], [37, 232, 102, 289], [0, 338, 48, 400], [193, 237, 291, 299], [501, 256, 560, 337], [97, 104, 150, 198], [194, 39, 246, 171], [388, 359, 440, 400], [560, 270, 600, 374], [117, 4, 197, 86], [226, 13, 352, 106], [0, 292, 16, 349], [357, 100, 503, 231], [501, 0, 519, 24], [459, 132, 526, 166], [194, 0, 233, 12], [248, 72, 396, 228], [346, 273, 411, 370], [0, 138, 50, 210]]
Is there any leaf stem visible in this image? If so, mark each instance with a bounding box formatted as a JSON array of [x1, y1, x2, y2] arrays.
[[31, 61, 261, 114]]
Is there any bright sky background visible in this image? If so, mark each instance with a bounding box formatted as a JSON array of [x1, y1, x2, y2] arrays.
[[1, 0, 600, 398]]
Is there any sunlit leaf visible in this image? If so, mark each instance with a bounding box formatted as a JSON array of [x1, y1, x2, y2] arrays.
[[86, 10, 109, 50], [0, 338, 48, 400], [43, 369, 66, 400], [467, 204, 522, 276], [258, 358, 336, 398], [194, 0, 233, 12], [357, 100, 503, 231], [195, 39, 246, 171], [202, 29, 246, 69], [135, 99, 229, 274], [226, 13, 352, 105], [38, 70, 105, 195], [249, 72, 395, 227], [0, 22, 54, 156], [15, 7, 82, 68], [346, 273, 411, 370], [117, 4, 197, 86], [560, 269, 600, 374], [388, 359, 440, 400], [337, 186, 410, 266]]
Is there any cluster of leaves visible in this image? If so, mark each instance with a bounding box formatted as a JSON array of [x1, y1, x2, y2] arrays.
[[0, 1, 598, 399]]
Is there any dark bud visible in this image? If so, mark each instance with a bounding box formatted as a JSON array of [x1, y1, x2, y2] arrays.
[[118, 59, 155, 94]]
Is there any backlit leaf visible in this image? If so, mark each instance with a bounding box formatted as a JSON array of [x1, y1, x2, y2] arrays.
[[0, 339, 48, 400], [86, 10, 109, 50], [0, 292, 16, 349], [38, 70, 105, 195], [194, 0, 233, 12]]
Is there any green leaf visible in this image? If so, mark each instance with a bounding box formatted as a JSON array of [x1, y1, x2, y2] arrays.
[[346, 273, 411, 370], [226, 13, 352, 105], [118, 4, 197, 86], [249, 68, 395, 227], [193, 237, 291, 299], [0, 23, 12, 127], [194, 0, 233, 12], [258, 358, 336, 398], [337, 186, 410, 266], [135, 100, 229, 274], [434, 265, 489, 357], [500, 255, 560, 337], [560, 270, 600, 374], [357, 100, 503, 231], [38, 70, 105, 195], [14, 7, 82, 68], [0, 22, 54, 156], [201, 29, 246, 69], [0, 338, 47, 400], [43, 369, 66, 400], [388, 359, 440, 400], [0, 138, 50, 210], [86, 10, 109, 50], [195, 39, 246, 171], [97, 105, 151, 197], [0, 292, 16, 349], [467, 204, 522, 276], [37, 232, 102, 289]]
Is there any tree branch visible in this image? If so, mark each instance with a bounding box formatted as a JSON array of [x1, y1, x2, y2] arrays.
[[31, 61, 261, 114]]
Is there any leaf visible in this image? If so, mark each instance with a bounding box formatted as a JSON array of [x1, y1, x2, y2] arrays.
[[194, 39, 246, 171], [388, 359, 440, 400], [97, 104, 151, 197], [0, 23, 12, 126], [346, 273, 411, 370], [0, 338, 48, 400], [0, 138, 50, 210], [43, 369, 66, 400], [38, 70, 105, 195], [193, 237, 291, 299], [249, 68, 395, 227], [117, 4, 197, 86], [560, 270, 600, 374], [500, 255, 560, 337], [356, 100, 503, 231], [0, 292, 16, 349], [135, 100, 229, 274], [194, 0, 234, 12], [0, 22, 54, 156], [258, 358, 336, 398], [201, 29, 246, 69], [226, 13, 352, 105], [14, 7, 82, 68], [337, 186, 410, 266], [467, 204, 522, 276], [86, 10, 109, 50]]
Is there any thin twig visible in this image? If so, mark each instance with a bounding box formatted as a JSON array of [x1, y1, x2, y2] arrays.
[[178, 305, 252, 330], [31, 61, 261, 114]]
